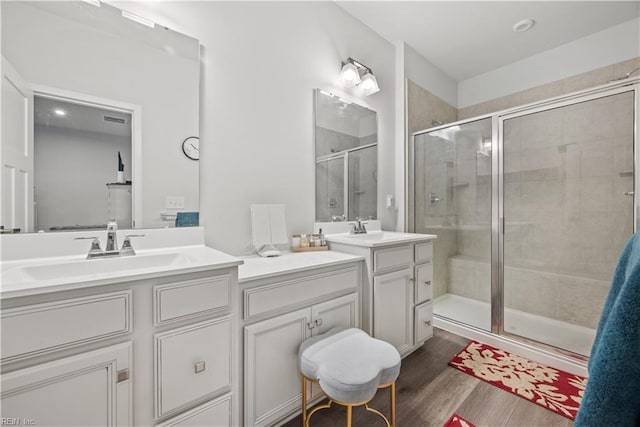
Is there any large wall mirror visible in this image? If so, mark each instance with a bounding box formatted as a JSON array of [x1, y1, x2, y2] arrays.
[[1, 1, 199, 233], [314, 89, 378, 222]]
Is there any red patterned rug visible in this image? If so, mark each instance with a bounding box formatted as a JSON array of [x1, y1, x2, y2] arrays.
[[443, 413, 475, 427], [449, 341, 587, 420]]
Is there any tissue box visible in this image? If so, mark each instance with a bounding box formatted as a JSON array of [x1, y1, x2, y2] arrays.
[[175, 212, 199, 227]]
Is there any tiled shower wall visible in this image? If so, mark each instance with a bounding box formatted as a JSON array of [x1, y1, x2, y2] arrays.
[[411, 56, 639, 329]]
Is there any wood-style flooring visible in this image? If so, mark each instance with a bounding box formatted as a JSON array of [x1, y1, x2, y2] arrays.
[[282, 328, 574, 427]]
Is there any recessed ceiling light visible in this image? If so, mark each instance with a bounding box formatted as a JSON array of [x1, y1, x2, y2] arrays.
[[54, 109, 66, 116], [512, 18, 536, 33], [82, 0, 101, 7]]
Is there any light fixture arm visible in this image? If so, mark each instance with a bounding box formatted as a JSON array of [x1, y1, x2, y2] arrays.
[[344, 57, 373, 76]]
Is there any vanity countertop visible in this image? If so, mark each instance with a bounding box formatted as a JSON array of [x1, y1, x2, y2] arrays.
[[326, 231, 437, 248], [239, 251, 363, 283], [1, 245, 243, 299]]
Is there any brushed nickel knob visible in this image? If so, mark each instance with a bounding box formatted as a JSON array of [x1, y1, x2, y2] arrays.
[[194, 361, 206, 374]]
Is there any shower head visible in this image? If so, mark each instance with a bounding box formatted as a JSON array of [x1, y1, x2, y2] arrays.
[[609, 66, 640, 83]]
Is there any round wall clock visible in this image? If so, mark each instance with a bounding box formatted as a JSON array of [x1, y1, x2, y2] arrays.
[[181, 136, 200, 160]]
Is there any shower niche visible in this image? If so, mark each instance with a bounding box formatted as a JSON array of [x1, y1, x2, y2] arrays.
[[314, 89, 377, 222]]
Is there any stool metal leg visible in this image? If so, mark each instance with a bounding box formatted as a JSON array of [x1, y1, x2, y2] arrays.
[[301, 375, 307, 427], [390, 381, 396, 427], [346, 404, 353, 427]]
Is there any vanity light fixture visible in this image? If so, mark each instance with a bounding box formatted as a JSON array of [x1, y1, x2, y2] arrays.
[[338, 57, 380, 95], [121, 10, 155, 28]]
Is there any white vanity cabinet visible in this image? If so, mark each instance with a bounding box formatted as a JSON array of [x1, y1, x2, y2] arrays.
[[328, 235, 436, 357], [0, 264, 240, 427], [1, 341, 132, 426], [238, 254, 362, 427]]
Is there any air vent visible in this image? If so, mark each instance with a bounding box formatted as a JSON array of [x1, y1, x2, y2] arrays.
[[104, 115, 126, 125]]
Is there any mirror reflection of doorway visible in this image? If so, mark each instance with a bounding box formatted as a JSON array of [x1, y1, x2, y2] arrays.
[[34, 96, 132, 231]]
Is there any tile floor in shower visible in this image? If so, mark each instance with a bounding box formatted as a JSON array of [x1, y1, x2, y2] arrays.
[[434, 293, 596, 356]]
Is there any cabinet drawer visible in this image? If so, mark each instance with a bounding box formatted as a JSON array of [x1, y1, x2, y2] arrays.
[[154, 275, 231, 326], [415, 263, 433, 304], [415, 242, 433, 264], [373, 246, 411, 274], [155, 317, 231, 418], [156, 393, 232, 427], [414, 301, 434, 344], [1, 291, 131, 363], [244, 266, 358, 319]]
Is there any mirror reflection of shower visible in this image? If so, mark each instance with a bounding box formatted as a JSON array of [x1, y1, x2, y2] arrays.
[[314, 89, 378, 221]]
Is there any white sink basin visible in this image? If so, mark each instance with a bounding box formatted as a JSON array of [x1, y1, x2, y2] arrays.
[[22, 252, 190, 282], [327, 231, 437, 247], [344, 232, 400, 241]]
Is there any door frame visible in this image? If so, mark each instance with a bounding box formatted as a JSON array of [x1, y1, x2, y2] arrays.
[[31, 84, 142, 228]]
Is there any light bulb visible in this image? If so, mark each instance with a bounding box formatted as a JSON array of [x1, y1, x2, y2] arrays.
[[358, 72, 380, 96], [338, 62, 361, 88]]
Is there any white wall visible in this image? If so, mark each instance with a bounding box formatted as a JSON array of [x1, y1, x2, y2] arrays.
[[404, 43, 458, 108], [458, 17, 640, 108], [118, 2, 396, 255], [34, 125, 131, 231], [2, 2, 199, 229]]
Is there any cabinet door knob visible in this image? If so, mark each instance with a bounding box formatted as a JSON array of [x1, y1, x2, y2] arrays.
[[307, 321, 316, 330], [117, 369, 129, 383], [424, 280, 431, 286], [194, 361, 206, 374], [424, 320, 432, 326], [315, 318, 323, 327]]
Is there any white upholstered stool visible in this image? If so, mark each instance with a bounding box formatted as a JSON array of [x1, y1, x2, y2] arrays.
[[298, 327, 401, 427]]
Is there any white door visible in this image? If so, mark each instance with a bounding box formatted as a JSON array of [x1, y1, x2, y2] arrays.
[[1, 342, 132, 426], [244, 307, 312, 427], [1, 57, 34, 233], [373, 268, 414, 355]]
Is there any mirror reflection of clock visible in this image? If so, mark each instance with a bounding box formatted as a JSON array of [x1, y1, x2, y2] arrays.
[[181, 136, 200, 160]]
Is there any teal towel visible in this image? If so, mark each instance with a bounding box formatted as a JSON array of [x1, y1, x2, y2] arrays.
[[575, 233, 640, 426]]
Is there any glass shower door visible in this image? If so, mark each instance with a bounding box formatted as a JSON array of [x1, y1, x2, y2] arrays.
[[316, 156, 345, 221], [348, 146, 377, 220], [414, 118, 493, 331], [501, 90, 635, 356]]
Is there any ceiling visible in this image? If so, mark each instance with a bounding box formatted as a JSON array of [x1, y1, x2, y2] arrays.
[[337, 1, 640, 81], [35, 97, 132, 137]]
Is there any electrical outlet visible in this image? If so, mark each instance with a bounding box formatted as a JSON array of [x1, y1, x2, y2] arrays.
[[166, 196, 185, 209], [386, 194, 395, 208]]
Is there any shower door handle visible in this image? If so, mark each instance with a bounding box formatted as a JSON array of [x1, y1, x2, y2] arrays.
[[624, 191, 634, 196]]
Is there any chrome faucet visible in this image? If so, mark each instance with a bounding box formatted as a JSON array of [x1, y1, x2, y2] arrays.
[[350, 218, 368, 234], [105, 221, 118, 253], [75, 222, 145, 259]]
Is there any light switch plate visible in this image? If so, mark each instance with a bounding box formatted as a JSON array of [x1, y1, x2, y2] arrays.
[[166, 196, 185, 209]]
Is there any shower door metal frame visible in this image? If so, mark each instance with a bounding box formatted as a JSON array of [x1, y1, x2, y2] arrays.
[[495, 81, 640, 353], [409, 77, 640, 358]]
